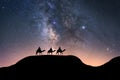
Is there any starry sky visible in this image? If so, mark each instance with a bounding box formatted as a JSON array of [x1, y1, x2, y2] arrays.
[[0, 0, 120, 67]]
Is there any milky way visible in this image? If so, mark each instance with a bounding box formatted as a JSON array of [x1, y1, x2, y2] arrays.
[[0, 0, 120, 66]]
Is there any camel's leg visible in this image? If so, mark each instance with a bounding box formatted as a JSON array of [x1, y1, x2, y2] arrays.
[[56, 52, 58, 55], [36, 52, 38, 55], [60, 52, 63, 55]]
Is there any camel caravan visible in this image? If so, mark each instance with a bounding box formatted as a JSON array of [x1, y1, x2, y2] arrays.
[[36, 47, 66, 55]]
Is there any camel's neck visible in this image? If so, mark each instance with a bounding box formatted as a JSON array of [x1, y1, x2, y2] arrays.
[[42, 50, 45, 52], [53, 50, 56, 52], [62, 49, 65, 52]]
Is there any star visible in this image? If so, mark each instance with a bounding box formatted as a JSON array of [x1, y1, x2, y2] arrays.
[[52, 20, 56, 25], [2, 6, 5, 9], [47, 2, 55, 9], [106, 48, 110, 52], [81, 26, 86, 30], [106, 48, 112, 53]]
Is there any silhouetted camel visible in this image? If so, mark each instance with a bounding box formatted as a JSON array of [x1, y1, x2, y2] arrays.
[[56, 47, 66, 55], [47, 48, 56, 55], [36, 47, 45, 55]]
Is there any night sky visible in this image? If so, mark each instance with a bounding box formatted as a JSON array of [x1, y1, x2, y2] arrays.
[[0, 0, 120, 67]]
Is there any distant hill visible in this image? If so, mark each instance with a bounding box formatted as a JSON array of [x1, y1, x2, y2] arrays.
[[0, 55, 120, 80]]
